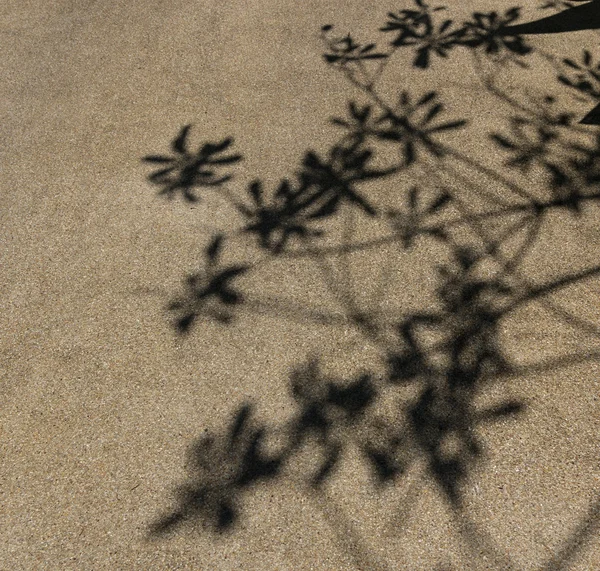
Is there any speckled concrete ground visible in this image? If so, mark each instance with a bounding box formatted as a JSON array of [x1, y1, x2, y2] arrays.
[[2, 1, 600, 569]]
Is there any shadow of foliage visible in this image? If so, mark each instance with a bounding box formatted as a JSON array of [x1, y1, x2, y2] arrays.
[[142, 1, 600, 569], [143, 125, 242, 202]]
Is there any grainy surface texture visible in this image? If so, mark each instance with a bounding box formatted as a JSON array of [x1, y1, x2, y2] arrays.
[[2, 1, 600, 570]]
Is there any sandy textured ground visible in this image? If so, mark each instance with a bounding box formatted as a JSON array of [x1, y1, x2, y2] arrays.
[[2, 1, 600, 569]]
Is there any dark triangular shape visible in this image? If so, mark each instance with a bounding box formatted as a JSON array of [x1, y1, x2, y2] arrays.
[[503, 1, 600, 35], [580, 102, 600, 125]]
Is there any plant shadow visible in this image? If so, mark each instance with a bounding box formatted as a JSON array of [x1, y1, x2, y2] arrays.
[[142, 1, 600, 569]]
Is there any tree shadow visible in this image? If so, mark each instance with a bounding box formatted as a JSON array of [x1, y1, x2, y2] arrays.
[[540, 495, 600, 570], [504, 0, 600, 124], [366, 0, 600, 123], [142, 1, 600, 569]]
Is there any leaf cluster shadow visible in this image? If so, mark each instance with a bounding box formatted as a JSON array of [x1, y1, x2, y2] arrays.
[[142, 1, 600, 569]]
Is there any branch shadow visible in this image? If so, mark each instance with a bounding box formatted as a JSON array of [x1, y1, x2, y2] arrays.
[[141, 2, 600, 569]]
